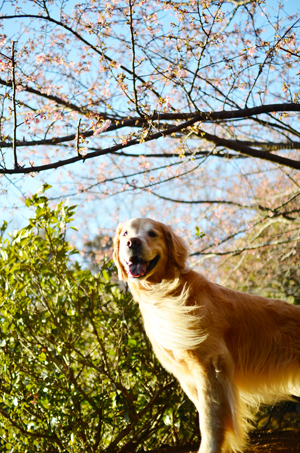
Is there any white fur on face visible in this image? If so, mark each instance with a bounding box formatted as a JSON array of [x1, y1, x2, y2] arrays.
[[118, 218, 168, 280]]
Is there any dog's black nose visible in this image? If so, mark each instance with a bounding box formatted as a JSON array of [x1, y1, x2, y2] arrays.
[[127, 237, 141, 249]]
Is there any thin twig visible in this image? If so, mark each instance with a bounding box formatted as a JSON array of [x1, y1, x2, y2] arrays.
[[76, 118, 81, 156], [128, 0, 142, 116], [192, 236, 300, 258], [11, 41, 18, 168], [2, 13, 163, 101]]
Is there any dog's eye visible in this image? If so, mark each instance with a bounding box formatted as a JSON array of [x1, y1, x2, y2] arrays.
[[123, 231, 128, 236], [148, 231, 157, 238]]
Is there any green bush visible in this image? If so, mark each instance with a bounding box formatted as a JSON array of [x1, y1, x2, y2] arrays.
[[0, 185, 198, 452]]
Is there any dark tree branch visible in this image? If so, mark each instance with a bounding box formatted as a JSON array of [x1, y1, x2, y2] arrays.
[[0, 406, 64, 445], [0, 106, 299, 173], [0, 77, 110, 119], [128, 0, 143, 117], [232, 141, 300, 150], [0, 102, 298, 147], [196, 129, 300, 170], [0, 115, 201, 174], [87, 148, 242, 159]]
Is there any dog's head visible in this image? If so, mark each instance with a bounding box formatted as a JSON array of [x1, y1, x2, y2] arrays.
[[113, 218, 188, 282]]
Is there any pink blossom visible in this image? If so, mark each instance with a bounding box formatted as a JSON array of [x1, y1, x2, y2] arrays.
[[53, 111, 64, 121], [121, 135, 130, 145], [248, 46, 256, 57], [176, 68, 186, 78], [165, 96, 172, 109], [97, 14, 106, 26], [24, 112, 34, 125], [80, 147, 88, 156], [42, 155, 50, 165], [36, 54, 47, 64], [0, 61, 10, 71], [158, 96, 172, 110], [94, 120, 111, 135], [282, 82, 290, 93]]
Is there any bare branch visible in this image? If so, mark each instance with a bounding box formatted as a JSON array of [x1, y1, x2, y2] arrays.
[[193, 236, 300, 257], [195, 129, 300, 170], [0, 77, 111, 119], [128, 0, 142, 116], [76, 118, 82, 157], [0, 115, 201, 174], [225, 0, 255, 5], [0, 102, 298, 147], [11, 42, 18, 168], [0, 100, 299, 172], [148, 191, 250, 208]]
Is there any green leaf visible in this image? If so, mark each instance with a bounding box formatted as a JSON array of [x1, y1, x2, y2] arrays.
[[195, 226, 206, 239], [37, 183, 52, 194]]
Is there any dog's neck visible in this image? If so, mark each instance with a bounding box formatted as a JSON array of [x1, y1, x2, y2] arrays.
[[126, 268, 205, 352], [127, 265, 183, 299]]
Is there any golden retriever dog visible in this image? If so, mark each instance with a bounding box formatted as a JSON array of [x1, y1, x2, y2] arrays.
[[113, 217, 300, 453]]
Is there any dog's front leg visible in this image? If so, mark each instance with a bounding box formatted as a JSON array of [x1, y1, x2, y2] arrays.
[[196, 358, 238, 453]]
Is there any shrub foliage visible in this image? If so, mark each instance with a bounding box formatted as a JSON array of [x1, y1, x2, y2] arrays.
[[0, 186, 198, 452]]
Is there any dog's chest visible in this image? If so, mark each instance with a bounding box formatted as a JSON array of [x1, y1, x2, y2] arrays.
[[138, 302, 201, 389], [138, 300, 201, 353]]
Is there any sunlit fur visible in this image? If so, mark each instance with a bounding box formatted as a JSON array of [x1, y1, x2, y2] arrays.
[[113, 218, 300, 453]]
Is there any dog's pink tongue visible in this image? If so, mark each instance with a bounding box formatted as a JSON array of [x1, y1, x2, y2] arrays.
[[129, 261, 147, 277]]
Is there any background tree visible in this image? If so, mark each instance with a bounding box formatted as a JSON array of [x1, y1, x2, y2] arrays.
[[0, 0, 299, 263]]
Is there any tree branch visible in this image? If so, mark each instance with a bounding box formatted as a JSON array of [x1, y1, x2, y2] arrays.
[[0, 115, 201, 174], [192, 236, 300, 257], [0, 102, 298, 147], [0, 406, 63, 446], [0, 77, 110, 119], [1, 67, 300, 130], [196, 129, 300, 170], [11, 42, 18, 168], [128, 0, 142, 116], [0, 102, 299, 172]]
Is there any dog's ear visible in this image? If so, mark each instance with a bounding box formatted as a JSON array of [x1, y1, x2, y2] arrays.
[[113, 223, 128, 281], [163, 224, 188, 269]]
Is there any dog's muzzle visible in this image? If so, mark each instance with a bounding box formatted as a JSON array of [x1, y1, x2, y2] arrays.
[[127, 255, 160, 278]]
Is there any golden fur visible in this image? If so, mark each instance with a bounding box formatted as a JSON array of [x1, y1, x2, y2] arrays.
[[113, 217, 300, 453]]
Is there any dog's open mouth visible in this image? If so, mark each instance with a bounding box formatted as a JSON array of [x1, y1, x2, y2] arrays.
[[127, 255, 159, 278]]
